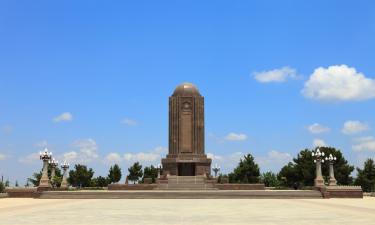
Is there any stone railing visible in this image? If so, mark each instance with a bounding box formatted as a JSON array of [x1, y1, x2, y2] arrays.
[[326, 185, 362, 190]]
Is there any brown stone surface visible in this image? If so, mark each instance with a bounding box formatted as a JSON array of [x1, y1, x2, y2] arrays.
[[162, 83, 211, 176], [143, 178, 153, 184], [326, 186, 363, 198], [215, 184, 265, 190], [108, 184, 157, 190], [5, 188, 39, 198], [2, 198, 375, 225]]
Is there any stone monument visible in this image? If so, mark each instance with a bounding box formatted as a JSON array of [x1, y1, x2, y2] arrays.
[[161, 83, 211, 176]]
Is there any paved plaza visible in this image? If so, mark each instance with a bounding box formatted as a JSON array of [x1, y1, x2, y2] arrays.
[[0, 198, 374, 225]]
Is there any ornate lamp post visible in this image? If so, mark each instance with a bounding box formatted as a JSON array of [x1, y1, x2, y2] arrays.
[[39, 148, 52, 188], [61, 161, 70, 189], [49, 158, 59, 188], [325, 154, 337, 186], [49, 158, 59, 179], [212, 164, 220, 178], [312, 148, 325, 187]]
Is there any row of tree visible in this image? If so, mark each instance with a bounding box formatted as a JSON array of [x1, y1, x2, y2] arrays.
[[28, 162, 159, 188], [26, 146, 375, 192], [221, 147, 375, 192]]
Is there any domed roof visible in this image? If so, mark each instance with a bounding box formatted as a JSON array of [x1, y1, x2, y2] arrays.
[[172, 82, 201, 96]]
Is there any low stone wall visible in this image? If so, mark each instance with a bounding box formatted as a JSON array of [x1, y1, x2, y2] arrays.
[[0, 193, 8, 198], [364, 192, 375, 197], [5, 188, 39, 198], [326, 186, 363, 198], [215, 184, 265, 190], [108, 184, 158, 190]]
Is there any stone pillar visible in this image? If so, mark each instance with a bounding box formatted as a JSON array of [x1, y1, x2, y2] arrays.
[[61, 162, 70, 189], [49, 158, 58, 188], [314, 159, 324, 187], [39, 149, 52, 188], [312, 148, 325, 187], [329, 161, 337, 186], [325, 154, 337, 186], [51, 165, 56, 180]]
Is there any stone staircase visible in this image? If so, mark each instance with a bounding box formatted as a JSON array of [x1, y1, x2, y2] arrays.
[[158, 176, 217, 190]]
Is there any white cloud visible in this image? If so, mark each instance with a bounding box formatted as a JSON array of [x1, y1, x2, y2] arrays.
[[123, 146, 167, 164], [204, 152, 244, 173], [18, 152, 40, 164], [342, 120, 369, 135], [121, 118, 138, 126], [313, 139, 327, 147], [63, 138, 99, 163], [0, 153, 6, 160], [63, 151, 78, 162], [34, 140, 48, 148], [253, 66, 298, 83], [224, 133, 248, 141], [105, 153, 123, 163], [353, 136, 375, 152], [256, 150, 293, 172], [308, 123, 330, 134], [302, 65, 375, 101], [53, 112, 73, 122], [207, 153, 223, 161]]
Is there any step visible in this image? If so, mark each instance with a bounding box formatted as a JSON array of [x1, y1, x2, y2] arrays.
[[38, 190, 323, 199]]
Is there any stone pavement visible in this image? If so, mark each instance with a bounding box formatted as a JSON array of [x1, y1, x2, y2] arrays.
[[0, 198, 374, 225]]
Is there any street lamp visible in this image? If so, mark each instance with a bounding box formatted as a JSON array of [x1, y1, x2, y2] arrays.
[[49, 158, 59, 188], [39, 148, 52, 188], [325, 154, 337, 186], [61, 161, 70, 189], [312, 148, 325, 187], [212, 164, 220, 178], [49, 158, 59, 179]]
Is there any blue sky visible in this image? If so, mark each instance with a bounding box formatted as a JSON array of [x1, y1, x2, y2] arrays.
[[1, 1, 375, 185]]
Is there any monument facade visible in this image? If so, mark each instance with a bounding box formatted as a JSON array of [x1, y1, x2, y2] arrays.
[[161, 83, 211, 176]]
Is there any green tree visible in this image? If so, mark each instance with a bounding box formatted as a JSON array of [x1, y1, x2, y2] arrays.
[[15, 180, 19, 187], [228, 154, 260, 183], [51, 176, 62, 188], [278, 147, 354, 188], [68, 164, 94, 188], [261, 171, 280, 187], [143, 165, 158, 183], [91, 176, 110, 187], [355, 158, 375, 192], [0, 181, 5, 193], [128, 162, 143, 184], [28, 172, 42, 187], [108, 164, 122, 184], [5, 179, 9, 187], [278, 162, 299, 187]]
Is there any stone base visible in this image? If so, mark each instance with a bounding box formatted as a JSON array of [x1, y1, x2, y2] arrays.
[[314, 178, 325, 187], [215, 184, 265, 190], [38, 190, 323, 199], [329, 179, 337, 186], [108, 184, 158, 190], [162, 154, 211, 176], [6, 188, 39, 198], [326, 186, 363, 198], [37, 186, 52, 192]]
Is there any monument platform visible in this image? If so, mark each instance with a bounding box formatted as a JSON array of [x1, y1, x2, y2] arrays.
[[37, 190, 323, 199]]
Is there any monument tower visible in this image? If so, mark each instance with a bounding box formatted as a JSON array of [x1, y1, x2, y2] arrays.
[[161, 83, 211, 176]]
